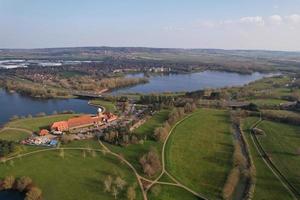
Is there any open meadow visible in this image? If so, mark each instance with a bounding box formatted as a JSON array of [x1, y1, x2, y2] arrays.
[[165, 109, 233, 199]]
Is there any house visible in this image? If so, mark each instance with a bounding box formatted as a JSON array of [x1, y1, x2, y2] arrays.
[[39, 129, 49, 136]]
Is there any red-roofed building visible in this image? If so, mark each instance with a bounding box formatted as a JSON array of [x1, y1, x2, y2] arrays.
[[50, 113, 118, 132], [51, 121, 69, 132], [39, 129, 49, 136]]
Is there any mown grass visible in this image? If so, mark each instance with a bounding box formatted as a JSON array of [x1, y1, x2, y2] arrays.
[[257, 120, 300, 191], [148, 184, 198, 200], [6, 114, 79, 132], [0, 150, 141, 200], [165, 109, 233, 199], [0, 129, 30, 142], [89, 99, 116, 113], [241, 117, 294, 200]]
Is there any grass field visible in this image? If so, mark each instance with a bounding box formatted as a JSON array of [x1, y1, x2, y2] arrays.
[[0, 149, 141, 200], [165, 109, 233, 199], [106, 110, 169, 176], [89, 99, 116, 113], [6, 114, 79, 132], [242, 117, 294, 200], [249, 98, 289, 107], [257, 120, 300, 191], [134, 110, 170, 138], [0, 129, 30, 141], [148, 185, 198, 200]]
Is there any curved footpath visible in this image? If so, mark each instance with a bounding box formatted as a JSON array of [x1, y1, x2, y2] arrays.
[[145, 112, 209, 200], [0, 127, 32, 134]]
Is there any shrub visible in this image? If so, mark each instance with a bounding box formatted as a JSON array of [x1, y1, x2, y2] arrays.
[[16, 176, 33, 192], [25, 187, 42, 200], [1, 175, 15, 190], [139, 148, 161, 177]]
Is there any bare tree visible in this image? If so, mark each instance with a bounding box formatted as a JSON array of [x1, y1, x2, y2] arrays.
[[104, 175, 113, 192]]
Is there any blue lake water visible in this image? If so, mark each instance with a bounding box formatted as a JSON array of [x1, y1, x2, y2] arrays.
[[110, 71, 273, 94], [0, 70, 274, 125], [0, 90, 96, 126], [0, 190, 24, 200]]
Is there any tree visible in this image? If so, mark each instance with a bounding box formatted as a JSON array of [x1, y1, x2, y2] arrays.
[[16, 176, 32, 192], [104, 175, 113, 192], [127, 186, 136, 200], [111, 186, 119, 199], [114, 176, 127, 190], [154, 127, 168, 142], [184, 103, 192, 113], [2, 175, 15, 190], [25, 187, 42, 200], [139, 148, 161, 176]]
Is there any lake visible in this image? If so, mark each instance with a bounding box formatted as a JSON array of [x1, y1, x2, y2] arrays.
[[0, 190, 24, 200], [0, 90, 96, 126], [110, 71, 273, 94], [0, 71, 273, 126]]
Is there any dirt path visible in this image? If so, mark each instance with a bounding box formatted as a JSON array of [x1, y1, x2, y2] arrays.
[[3, 112, 209, 200], [145, 112, 209, 200], [0, 127, 32, 134]]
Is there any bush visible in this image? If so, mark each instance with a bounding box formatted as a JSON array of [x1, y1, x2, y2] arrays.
[[222, 167, 240, 200], [25, 187, 42, 200], [139, 148, 161, 177], [1, 175, 15, 190], [16, 176, 33, 192]]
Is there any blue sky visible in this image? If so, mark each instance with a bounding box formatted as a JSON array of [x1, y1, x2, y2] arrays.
[[1, 0, 300, 50]]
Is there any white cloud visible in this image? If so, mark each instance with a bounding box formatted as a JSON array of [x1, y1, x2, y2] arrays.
[[269, 15, 282, 25], [239, 16, 265, 26], [285, 14, 300, 24]]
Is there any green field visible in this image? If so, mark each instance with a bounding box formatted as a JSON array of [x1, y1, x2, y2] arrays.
[[6, 114, 79, 132], [250, 98, 289, 107], [148, 185, 198, 200], [0, 129, 30, 141], [106, 110, 169, 176], [257, 120, 300, 191], [165, 109, 233, 199], [0, 149, 141, 200], [134, 110, 170, 138], [242, 117, 294, 200], [89, 99, 116, 113]]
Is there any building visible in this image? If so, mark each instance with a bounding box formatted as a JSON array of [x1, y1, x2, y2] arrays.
[[39, 129, 49, 136], [51, 113, 118, 132], [51, 121, 69, 132]]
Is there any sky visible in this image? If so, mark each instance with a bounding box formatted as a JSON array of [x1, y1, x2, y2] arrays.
[[1, 0, 300, 51]]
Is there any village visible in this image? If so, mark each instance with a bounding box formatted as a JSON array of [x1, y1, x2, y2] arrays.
[[20, 101, 149, 147]]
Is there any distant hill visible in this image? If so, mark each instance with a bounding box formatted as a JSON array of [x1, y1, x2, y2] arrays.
[[1, 47, 300, 72]]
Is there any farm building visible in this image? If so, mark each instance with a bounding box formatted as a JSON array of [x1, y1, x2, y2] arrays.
[[39, 129, 49, 136], [51, 113, 117, 132]]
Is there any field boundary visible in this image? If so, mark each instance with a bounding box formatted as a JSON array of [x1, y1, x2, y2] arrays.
[[249, 116, 300, 199]]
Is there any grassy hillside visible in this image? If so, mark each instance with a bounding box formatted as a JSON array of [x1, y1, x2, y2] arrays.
[[165, 109, 233, 199], [242, 117, 294, 200], [0, 150, 141, 200], [257, 120, 300, 190], [148, 185, 198, 200], [0, 129, 30, 142]]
